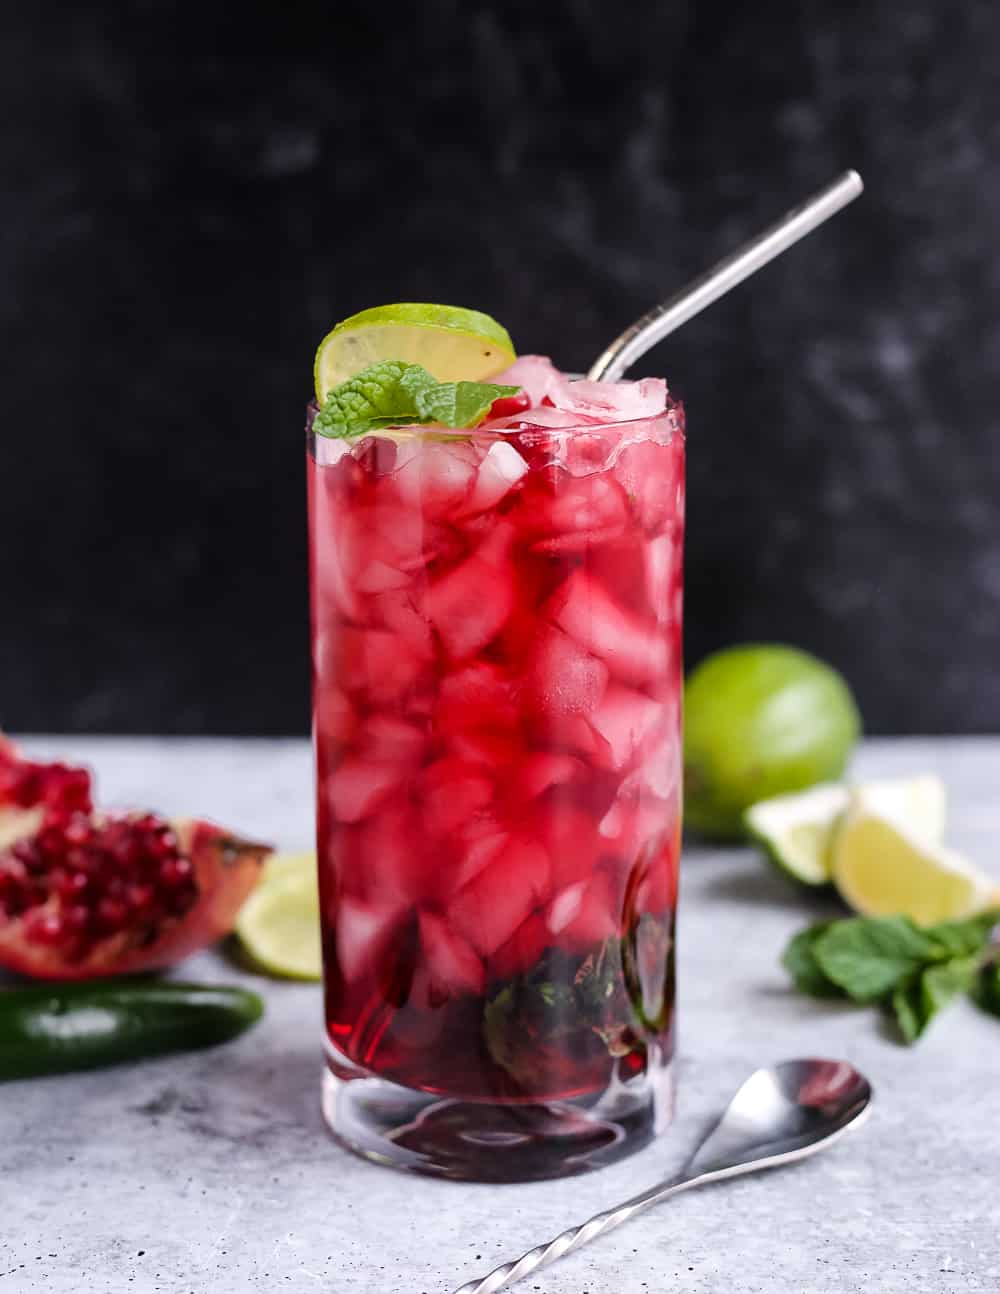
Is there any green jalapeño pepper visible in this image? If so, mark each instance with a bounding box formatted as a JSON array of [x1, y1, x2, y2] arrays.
[[0, 980, 263, 1079]]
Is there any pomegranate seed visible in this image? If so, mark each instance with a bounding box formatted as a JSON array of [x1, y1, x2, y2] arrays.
[[96, 897, 129, 932], [64, 904, 91, 933], [488, 391, 532, 420], [26, 912, 65, 944], [160, 857, 193, 888]]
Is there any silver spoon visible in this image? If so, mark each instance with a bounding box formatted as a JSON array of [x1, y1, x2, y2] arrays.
[[452, 1058, 873, 1294], [588, 170, 864, 381]]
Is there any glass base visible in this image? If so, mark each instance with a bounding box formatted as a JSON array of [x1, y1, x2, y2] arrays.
[[321, 1041, 675, 1182]]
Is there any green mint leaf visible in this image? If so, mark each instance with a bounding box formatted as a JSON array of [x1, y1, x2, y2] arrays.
[[972, 963, 1000, 1019], [782, 922, 845, 998], [891, 955, 982, 1043], [414, 379, 519, 429], [313, 360, 425, 438], [813, 915, 942, 1002], [925, 910, 1000, 959], [312, 360, 519, 439]]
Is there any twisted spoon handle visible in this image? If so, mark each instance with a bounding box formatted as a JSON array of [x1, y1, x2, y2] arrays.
[[451, 1177, 697, 1294]]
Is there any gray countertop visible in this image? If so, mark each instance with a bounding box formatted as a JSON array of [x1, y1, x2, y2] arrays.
[[3, 737, 999, 1293]]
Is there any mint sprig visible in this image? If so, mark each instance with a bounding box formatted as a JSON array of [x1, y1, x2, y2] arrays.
[[783, 910, 1000, 1042], [313, 360, 519, 439]]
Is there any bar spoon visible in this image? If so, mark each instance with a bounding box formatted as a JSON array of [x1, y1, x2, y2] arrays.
[[453, 1057, 873, 1294]]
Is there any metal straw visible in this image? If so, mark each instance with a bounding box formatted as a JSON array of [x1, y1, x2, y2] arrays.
[[587, 169, 864, 382]]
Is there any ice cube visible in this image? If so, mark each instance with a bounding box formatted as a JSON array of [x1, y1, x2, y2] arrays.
[[437, 663, 520, 733], [544, 875, 616, 946], [512, 752, 584, 802], [456, 441, 529, 517], [525, 625, 609, 716], [359, 803, 430, 904], [614, 439, 683, 533], [490, 355, 564, 406], [313, 679, 357, 749], [327, 757, 408, 823], [490, 356, 668, 421], [420, 757, 494, 836], [449, 836, 551, 957], [488, 913, 550, 982], [418, 910, 485, 997], [549, 569, 669, 685], [393, 440, 479, 519], [489, 406, 591, 430], [545, 881, 587, 935], [425, 551, 514, 660], [448, 822, 509, 894], [519, 470, 628, 553], [368, 590, 435, 661], [533, 804, 603, 890], [632, 837, 679, 914], [357, 714, 427, 766], [552, 377, 667, 421], [589, 684, 664, 771], [447, 729, 523, 771], [643, 534, 676, 619], [334, 895, 405, 982], [335, 626, 428, 705]]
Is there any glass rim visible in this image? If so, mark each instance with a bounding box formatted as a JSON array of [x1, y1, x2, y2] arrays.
[[305, 398, 685, 444]]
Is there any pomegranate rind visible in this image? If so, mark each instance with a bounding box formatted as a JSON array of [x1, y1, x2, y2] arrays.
[[0, 814, 271, 981]]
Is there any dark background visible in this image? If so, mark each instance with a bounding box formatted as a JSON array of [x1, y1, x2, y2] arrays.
[[3, 0, 998, 736]]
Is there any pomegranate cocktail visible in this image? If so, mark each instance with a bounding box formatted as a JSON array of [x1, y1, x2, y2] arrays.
[[308, 305, 684, 1179]]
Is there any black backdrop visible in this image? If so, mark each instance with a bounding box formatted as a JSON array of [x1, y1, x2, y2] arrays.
[[3, 0, 999, 735]]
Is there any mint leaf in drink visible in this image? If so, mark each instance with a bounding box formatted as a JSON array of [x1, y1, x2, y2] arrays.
[[312, 360, 519, 439], [781, 921, 843, 998], [312, 360, 426, 438], [812, 915, 942, 1002], [414, 379, 519, 429], [892, 955, 982, 1042]]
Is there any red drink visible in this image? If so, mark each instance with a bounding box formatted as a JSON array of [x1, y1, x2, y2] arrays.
[[310, 355, 684, 1178]]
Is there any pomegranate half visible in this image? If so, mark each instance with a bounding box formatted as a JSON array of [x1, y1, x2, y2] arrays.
[[0, 738, 270, 980]]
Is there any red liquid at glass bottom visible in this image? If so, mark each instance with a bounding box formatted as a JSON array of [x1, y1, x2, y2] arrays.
[[309, 393, 684, 1179]]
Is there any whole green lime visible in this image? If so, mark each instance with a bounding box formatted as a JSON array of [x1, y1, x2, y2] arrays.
[[683, 644, 861, 840]]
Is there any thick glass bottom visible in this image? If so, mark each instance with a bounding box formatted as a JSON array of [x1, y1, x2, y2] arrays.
[[321, 1040, 674, 1182]]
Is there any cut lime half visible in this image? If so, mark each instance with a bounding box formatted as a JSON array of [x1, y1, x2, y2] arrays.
[[314, 303, 516, 402], [745, 774, 948, 887], [235, 852, 321, 981], [832, 799, 998, 926]]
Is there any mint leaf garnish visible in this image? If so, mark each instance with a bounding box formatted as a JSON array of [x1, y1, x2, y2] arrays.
[[812, 915, 942, 1002], [313, 360, 519, 440], [973, 963, 1000, 1019], [781, 921, 842, 998], [783, 909, 1000, 1044], [892, 955, 982, 1042], [414, 379, 516, 429]]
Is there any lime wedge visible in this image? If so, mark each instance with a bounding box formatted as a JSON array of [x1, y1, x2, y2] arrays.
[[852, 774, 947, 843], [314, 303, 516, 401], [832, 799, 999, 926], [235, 852, 321, 981], [745, 774, 948, 887], [744, 783, 849, 885]]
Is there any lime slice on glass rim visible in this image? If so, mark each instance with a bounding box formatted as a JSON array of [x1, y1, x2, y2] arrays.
[[744, 774, 948, 887], [314, 303, 516, 402], [831, 797, 999, 926], [235, 852, 322, 981]]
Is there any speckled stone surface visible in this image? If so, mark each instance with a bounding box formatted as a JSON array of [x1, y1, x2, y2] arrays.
[[3, 736, 999, 1293]]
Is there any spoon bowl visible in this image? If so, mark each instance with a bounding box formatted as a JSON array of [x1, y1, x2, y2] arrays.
[[686, 1058, 872, 1179]]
